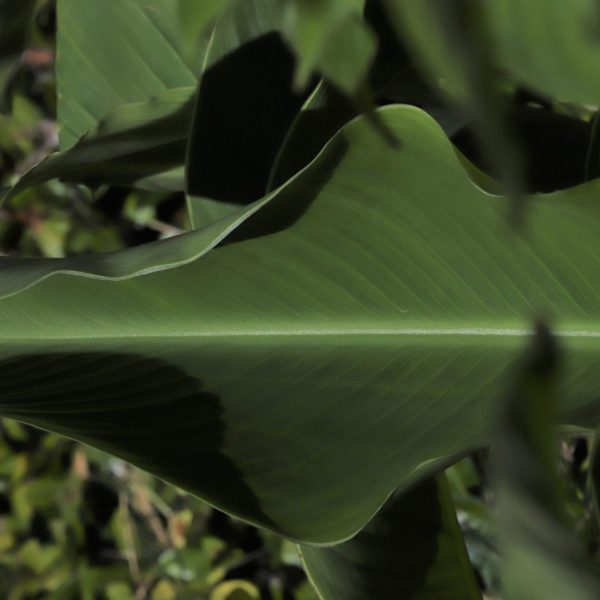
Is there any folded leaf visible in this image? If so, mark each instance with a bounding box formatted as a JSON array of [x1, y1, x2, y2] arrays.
[[0, 195, 271, 298]]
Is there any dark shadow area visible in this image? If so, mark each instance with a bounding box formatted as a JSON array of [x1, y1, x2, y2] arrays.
[[453, 103, 593, 193], [366, 0, 438, 105], [268, 84, 356, 191], [0, 352, 274, 528], [93, 186, 185, 248], [186, 32, 312, 204]]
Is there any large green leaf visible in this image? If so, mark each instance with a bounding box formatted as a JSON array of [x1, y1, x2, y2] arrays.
[[57, 0, 196, 149], [43, 0, 283, 207], [269, 81, 498, 195], [301, 474, 481, 599], [1, 107, 600, 544]]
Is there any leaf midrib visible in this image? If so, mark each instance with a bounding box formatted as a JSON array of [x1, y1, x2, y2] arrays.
[[3, 326, 600, 343]]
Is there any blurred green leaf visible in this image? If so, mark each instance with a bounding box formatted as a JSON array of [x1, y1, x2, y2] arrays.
[[487, 0, 600, 105], [151, 579, 176, 600], [280, 0, 376, 95], [494, 323, 600, 600], [105, 582, 134, 600], [18, 539, 61, 574]]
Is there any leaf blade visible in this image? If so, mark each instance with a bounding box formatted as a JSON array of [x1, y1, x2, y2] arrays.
[[1, 107, 600, 543]]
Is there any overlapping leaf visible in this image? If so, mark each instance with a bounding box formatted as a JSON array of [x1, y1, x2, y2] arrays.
[[4, 87, 193, 201], [57, 0, 196, 149], [0, 194, 271, 298], [7, 1, 288, 210]]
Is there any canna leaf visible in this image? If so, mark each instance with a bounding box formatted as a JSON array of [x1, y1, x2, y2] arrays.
[[1, 107, 600, 544]]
